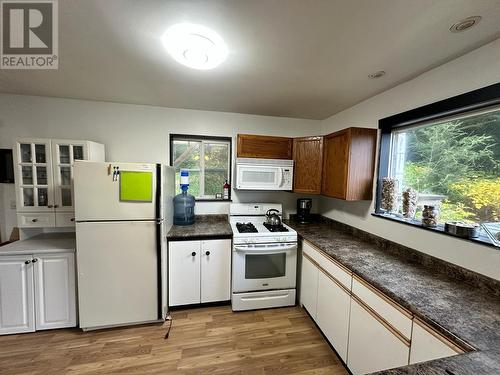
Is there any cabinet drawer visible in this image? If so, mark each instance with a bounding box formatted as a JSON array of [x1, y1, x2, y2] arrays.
[[352, 276, 412, 340], [55, 212, 76, 227], [17, 213, 55, 228], [302, 240, 351, 290], [410, 318, 466, 365]]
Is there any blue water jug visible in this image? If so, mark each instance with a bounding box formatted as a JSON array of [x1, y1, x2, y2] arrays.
[[173, 171, 195, 225]]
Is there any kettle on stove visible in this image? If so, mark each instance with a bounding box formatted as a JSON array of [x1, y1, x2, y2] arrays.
[[265, 209, 282, 227]]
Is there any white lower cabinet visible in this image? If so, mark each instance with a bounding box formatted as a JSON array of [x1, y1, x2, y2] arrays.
[[352, 277, 413, 340], [0, 256, 35, 334], [200, 240, 231, 303], [168, 240, 201, 306], [300, 240, 467, 375], [0, 252, 76, 335], [347, 297, 410, 375], [300, 255, 319, 319], [316, 271, 351, 362], [410, 319, 462, 364], [33, 253, 77, 330], [169, 239, 231, 307]]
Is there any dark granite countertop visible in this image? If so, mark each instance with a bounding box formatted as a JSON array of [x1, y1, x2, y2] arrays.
[[167, 215, 232, 240], [284, 216, 500, 375]]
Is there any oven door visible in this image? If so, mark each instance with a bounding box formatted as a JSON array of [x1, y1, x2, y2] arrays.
[[232, 242, 297, 293], [236, 165, 283, 190]]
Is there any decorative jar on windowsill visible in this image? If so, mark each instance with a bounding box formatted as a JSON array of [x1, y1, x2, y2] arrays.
[[380, 178, 399, 214], [402, 188, 418, 220], [422, 205, 439, 228]]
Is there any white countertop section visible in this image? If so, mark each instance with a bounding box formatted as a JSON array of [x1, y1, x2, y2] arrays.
[[0, 233, 76, 256]]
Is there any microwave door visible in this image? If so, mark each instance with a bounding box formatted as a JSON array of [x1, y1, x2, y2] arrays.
[[237, 165, 279, 190]]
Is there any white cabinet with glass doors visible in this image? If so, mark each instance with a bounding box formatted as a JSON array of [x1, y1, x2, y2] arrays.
[[13, 138, 105, 228]]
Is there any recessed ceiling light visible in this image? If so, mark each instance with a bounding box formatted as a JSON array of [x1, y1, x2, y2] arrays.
[[162, 23, 228, 70], [450, 16, 481, 33], [368, 71, 385, 79]]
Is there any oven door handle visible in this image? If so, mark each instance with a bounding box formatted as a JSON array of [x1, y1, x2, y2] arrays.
[[241, 293, 291, 301], [234, 244, 296, 252]]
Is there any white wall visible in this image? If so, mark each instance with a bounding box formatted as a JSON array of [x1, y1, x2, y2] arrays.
[[320, 38, 500, 280], [0, 94, 321, 239]]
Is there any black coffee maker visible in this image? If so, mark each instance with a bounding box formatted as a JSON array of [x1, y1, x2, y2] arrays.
[[297, 198, 312, 224]]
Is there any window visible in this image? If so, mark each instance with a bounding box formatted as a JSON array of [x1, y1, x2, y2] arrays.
[[170, 135, 231, 200], [376, 82, 500, 246], [389, 107, 500, 223]]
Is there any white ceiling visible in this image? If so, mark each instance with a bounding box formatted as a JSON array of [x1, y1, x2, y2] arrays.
[[1, 0, 500, 120]]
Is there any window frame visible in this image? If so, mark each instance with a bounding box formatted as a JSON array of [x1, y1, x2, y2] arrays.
[[374, 82, 500, 247], [169, 134, 232, 201]]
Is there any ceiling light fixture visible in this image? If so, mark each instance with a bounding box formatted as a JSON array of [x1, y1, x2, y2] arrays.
[[368, 71, 385, 79], [162, 23, 228, 70], [450, 16, 482, 33]]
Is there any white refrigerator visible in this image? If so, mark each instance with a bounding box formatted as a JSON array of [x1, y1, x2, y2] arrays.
[[74, 161, 175, 330]]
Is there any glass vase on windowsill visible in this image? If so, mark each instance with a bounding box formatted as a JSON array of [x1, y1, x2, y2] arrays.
[[380, 178, 399, 216], [422, 205, 440, 228], [402, 188, 418, 221]]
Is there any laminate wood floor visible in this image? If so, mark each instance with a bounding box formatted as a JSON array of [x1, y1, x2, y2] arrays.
[[0, 306, 348, 375]]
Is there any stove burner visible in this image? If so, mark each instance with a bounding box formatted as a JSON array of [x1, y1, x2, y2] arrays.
[[263, 223, 289, 232], [236, 222, 258, 233]]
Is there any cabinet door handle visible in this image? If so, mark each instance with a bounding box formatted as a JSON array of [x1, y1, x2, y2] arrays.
[[54, 205, 59, 208], [205, 251, 210, 256], [24, 260, 31, 265], [191, 252, 196, 257], [31, 218, 38, 223], [32, 258, 38, 263], [70, 218, 75, 222], [48, 205, 53, 208]]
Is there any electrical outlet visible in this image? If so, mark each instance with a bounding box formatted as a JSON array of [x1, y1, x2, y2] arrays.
[[10, 200, 16, 209]]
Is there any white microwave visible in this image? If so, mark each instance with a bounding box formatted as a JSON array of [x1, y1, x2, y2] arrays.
[[235, 158, 294, 190]]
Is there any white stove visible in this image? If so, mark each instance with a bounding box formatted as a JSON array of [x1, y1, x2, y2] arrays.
[[230, 203, 297, 311]]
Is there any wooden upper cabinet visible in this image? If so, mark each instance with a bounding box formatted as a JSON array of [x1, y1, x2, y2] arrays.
[[293, 136, 323, 194], [322, 127, 377, 200], [237, 134, 293, 159]]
